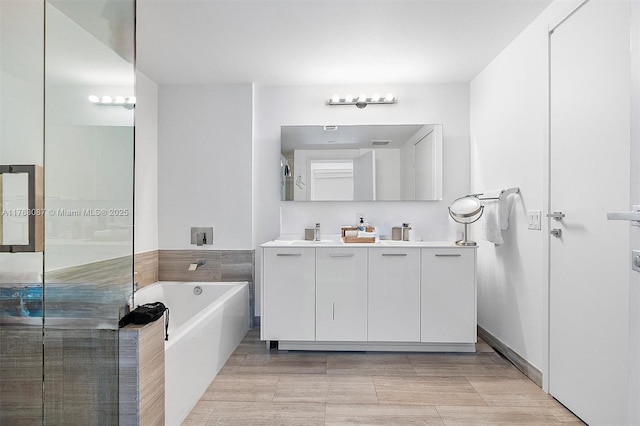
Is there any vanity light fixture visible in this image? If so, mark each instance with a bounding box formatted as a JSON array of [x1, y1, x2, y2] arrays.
[[89, 95, 136, 109], [328, 93, 396, 109]]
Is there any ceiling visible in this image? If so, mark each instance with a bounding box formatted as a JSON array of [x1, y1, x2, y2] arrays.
[[137, 0, 552, 86]]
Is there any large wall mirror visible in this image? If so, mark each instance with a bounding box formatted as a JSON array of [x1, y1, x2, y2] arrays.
[[281, 124, 442, 201]]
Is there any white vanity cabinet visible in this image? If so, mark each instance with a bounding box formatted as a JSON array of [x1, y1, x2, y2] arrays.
[[421, 248, 476, 343], [262, 247, 316, 341], [316, 247, 368, 341], [368, 248, 421, 342], [261, 240, 476, 352]]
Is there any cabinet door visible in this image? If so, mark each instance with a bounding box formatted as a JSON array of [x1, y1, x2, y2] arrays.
[[262, 248, 315, 341], [316, 248, 367, 341], [368, 248, 420, 342], [421, 248, 476, 343]]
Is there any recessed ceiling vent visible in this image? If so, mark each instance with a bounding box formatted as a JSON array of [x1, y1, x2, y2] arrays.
[[371, 140, 391, 146]]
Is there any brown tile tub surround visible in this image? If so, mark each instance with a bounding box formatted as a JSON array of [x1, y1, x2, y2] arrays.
[[158, 249, 256, 325], [134, 250, 159, 289], [119, 318, 165, 426], [158, 250, 253, 283]]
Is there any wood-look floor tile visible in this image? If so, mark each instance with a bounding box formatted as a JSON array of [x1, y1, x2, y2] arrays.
[[327, 353, 415, 376], [373, 376, 486, 406], [325, 403, 444, 425], [182, 330, 581, 425], [466, 376, 543, 394], [548, 406, 586, 424], [238, 353, 327, 375], [201, 374, 279, 402], [327, 376, 379, 404], [408, 352, 506, 366], [475, 338, 495, 353], [216, 353, 247, 375], [413, 362, 525, 378], [182, 400, 216, 424], [203, 401, 325, 425], [272, 374, 330, 403], [436, 406, 568, 425]]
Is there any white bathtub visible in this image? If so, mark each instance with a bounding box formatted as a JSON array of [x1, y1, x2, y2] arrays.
[[134, 281, 249, 426]]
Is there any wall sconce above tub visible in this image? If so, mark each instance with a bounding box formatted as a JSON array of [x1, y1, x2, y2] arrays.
[[328, 93, 396, 109], [88, 95, 136, 109]]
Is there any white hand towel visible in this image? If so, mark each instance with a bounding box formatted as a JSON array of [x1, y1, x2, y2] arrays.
[[479, 200, 504, 245], [499, 192, 515, 231]]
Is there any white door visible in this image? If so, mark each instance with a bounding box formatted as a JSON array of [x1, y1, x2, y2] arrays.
[[549, 1, 630, 424], [628, 2, 640, 423], [353, 151, 376, 200]]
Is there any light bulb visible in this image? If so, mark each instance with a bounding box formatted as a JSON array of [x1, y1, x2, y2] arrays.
[[358, 94, 367, 102], [331, 94, 340, 103], [101, 95, 113, 104], [126, 96, 136, 104], [385, 93, 395, 102], [345, 94, 353, 103], [88, 95, 100, 103], [114, 96, 125, 104], [371, 93, 380, 102]]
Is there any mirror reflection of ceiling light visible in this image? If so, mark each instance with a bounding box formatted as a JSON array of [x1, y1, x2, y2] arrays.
[[328, 93, 396, 109], [88, 95, 136, 109]]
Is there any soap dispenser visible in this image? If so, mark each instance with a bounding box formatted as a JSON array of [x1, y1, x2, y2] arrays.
[[357, 216, 366, 231], [402, 223, 412, 241]]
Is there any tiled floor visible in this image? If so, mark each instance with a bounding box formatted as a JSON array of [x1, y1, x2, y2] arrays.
[[183, 330, 583, 425]]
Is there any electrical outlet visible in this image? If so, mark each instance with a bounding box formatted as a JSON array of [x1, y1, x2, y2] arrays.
[[527, 210, 541, 230]]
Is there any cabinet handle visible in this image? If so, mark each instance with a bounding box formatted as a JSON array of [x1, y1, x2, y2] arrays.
[[276, 253, 302, 257], [435, 253, 462, 257], [382, 253, 408, 257], [329, 253, 355, 257], [332, 302, 335, 320]]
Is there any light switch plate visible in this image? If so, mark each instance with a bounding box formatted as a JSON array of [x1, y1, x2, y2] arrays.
[[527, 210, 541, 230]]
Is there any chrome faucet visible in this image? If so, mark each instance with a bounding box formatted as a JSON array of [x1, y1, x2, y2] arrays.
[[314, 223, 321, 241]]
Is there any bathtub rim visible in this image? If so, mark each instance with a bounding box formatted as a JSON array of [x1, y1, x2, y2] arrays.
[[134, 281, 249, 349]]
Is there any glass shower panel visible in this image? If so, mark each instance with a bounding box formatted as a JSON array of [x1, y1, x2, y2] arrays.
[[0, 0, 45, 424], [43, 0, 134, 423]]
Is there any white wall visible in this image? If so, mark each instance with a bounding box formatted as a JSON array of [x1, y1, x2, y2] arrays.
[[254, 83, 470, 315], [134, 71, 158, 254], [158, 83, 253, 250], [470, 0, 588, 379]]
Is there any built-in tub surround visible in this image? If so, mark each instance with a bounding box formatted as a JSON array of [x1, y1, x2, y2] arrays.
[[135, 281, 249, 426], [135, 249, 256, 325]]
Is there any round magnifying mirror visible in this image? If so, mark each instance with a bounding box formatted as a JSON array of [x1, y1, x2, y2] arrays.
[[448, 196, 483, 246]]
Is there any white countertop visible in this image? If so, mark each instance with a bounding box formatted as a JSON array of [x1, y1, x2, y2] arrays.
[[260, 239, 476, 248]]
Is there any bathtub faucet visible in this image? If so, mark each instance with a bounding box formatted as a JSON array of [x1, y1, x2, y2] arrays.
[[188, 260, 207, 271]]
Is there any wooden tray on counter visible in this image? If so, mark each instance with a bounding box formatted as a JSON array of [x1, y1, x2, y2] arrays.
[[341, 226, 376, 243]]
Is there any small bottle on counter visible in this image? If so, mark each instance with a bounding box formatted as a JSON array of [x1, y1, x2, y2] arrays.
[[402, 223, 412, 241]]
